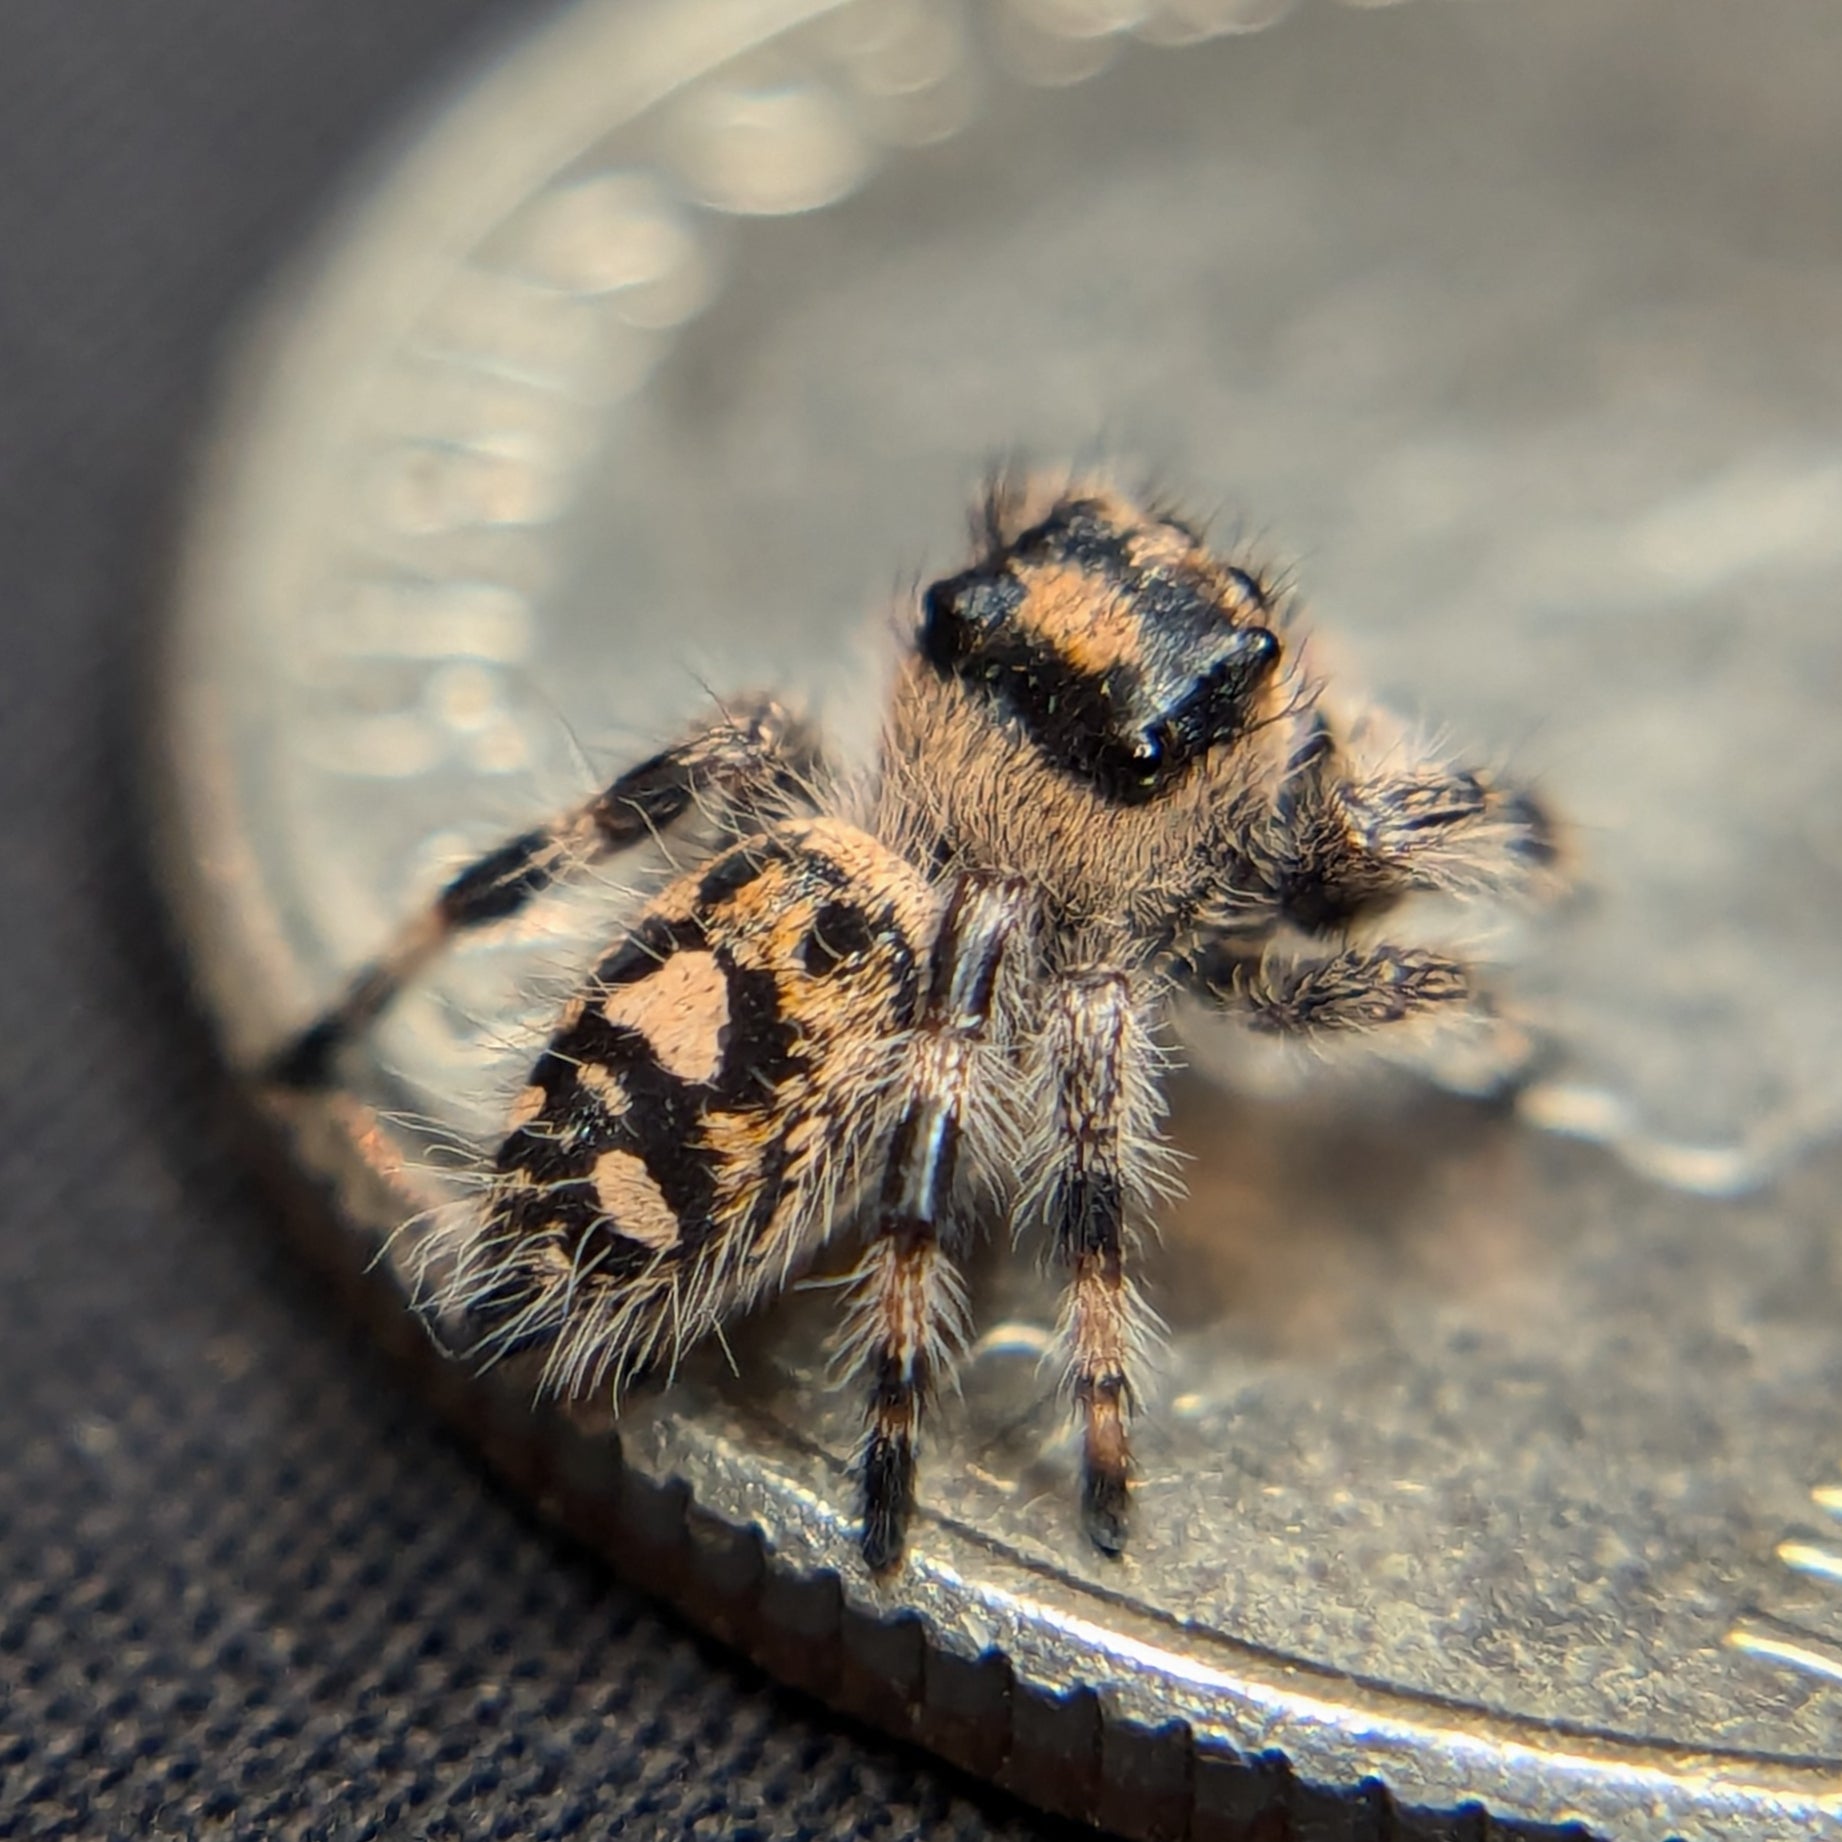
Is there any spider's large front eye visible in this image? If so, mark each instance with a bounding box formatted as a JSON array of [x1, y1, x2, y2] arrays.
[[1097, 727, 1174, 801], [1127, 731, 1166, 787]]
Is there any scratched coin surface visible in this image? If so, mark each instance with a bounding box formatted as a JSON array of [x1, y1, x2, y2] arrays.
[[157, 1, 1842, 1836]]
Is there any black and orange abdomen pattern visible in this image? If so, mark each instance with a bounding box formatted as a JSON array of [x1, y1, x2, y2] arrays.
[[454, 818, 936, 1396]]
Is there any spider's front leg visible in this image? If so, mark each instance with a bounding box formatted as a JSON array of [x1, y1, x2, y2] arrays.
[[843, 876, 1028, 1574], [1027, 969, 1168, 1557], [267, 695, 818, 1089], [1266, 705, 1561, 936], [1185, 941, 1480, 1041], [1180, 705, 1564, 1082]]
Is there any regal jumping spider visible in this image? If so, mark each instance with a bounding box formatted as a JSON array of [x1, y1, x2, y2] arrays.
[[272, 478, 1559, 1572]]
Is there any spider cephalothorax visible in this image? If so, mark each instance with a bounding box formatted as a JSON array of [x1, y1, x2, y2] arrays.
[[271, 476, 1560, 1573], [919, 489, 1282, 803]]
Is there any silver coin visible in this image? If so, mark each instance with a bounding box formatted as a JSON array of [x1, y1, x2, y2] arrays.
[[155, 0, 1842, 1835]]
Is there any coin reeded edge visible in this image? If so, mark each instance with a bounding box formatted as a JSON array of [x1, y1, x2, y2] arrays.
[[225, 1077, 1842, 1842]]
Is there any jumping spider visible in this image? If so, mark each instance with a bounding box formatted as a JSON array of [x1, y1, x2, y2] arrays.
[[272, 478, 1559, 1573]]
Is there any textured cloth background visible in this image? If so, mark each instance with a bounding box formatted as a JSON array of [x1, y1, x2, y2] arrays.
[[0, 6, 1071, 1837]]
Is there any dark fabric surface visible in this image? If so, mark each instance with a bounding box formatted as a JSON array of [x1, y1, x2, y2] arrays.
[[0, 7, 1068, 1837]]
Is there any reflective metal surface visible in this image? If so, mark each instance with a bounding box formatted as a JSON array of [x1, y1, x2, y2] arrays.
[[157, 1, 1842, 1834]]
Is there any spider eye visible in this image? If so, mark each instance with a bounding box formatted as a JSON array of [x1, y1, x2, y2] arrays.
[[1101, 728, 1170, 799], [1128, 732, 1165, 784]]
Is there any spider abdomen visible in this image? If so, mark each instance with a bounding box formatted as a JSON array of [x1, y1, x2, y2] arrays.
[[452, 819, 934, 1397]]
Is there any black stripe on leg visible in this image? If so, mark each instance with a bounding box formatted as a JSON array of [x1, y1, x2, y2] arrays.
[[264, 961, 407, 1090], [860, 1425, 916, 1575], [265, 1016, 344, 1091], [590, 749, 710, 849], [438, 826, 560, 926], [861, 1342, 927, 1574], [591, 702, 802, 853], [1057, 1169, 1125, 1263]]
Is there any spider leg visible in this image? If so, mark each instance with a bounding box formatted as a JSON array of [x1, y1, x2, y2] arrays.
[[1029, 970, 1165, 1556], [842, 875, 1027, 1574], [267, 695, 816, 1089], [1264, 706, 1561, 937], [1185, 941, 1480, 1040]]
